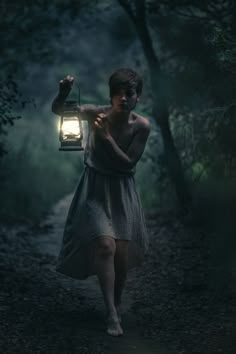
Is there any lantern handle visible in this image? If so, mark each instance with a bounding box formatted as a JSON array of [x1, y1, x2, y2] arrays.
[[75, 82, 80, 106]]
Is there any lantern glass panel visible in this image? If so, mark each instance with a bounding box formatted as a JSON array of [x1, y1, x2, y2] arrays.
[[61, 117, 81, 139]]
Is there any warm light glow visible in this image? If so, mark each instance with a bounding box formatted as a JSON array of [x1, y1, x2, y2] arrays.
[[61, 117, 80, 138], [57, 121, 61, 133]]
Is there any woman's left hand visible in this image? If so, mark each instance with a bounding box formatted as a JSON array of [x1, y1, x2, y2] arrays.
[[94, 113, 110, 139]]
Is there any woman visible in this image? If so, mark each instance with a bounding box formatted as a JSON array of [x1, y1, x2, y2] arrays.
[[51, 68, 151, 336]]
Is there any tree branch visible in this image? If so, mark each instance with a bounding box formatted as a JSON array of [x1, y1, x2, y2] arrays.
[[117, 0, 136, 23]]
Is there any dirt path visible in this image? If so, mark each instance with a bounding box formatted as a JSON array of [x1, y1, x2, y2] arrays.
[[24, 195, 168, 354], [39, 195, 171, 354], [0, 195, 235, 353]]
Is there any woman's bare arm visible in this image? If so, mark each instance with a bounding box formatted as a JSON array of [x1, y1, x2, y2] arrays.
[[51, 94, 67, 116], [94, 114, 151, 170], [52, 75, 73, 114], [103, 122, 151, 169], [51, 94, 110, 124]]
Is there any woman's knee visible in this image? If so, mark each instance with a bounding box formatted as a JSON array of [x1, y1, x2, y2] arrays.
[[95, 236, 116, 259]]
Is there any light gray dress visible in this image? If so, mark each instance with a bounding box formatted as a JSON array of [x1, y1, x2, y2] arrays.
[[56, 105, 149, 279]]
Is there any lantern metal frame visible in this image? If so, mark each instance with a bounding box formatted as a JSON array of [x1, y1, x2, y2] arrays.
[[59, 84, 84, 151]]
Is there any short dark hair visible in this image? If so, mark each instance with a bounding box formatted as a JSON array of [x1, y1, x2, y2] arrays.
[[109, 68, 143, 98]]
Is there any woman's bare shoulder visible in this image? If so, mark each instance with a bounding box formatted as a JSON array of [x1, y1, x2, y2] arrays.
[[132, 112, 151, 132]]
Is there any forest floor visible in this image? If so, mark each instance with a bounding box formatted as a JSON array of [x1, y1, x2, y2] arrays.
[[0, 194, 235, 354]]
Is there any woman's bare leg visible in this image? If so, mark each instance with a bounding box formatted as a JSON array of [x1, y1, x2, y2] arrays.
[[93, 236, 123, 336], [114, 240, 129, 322]]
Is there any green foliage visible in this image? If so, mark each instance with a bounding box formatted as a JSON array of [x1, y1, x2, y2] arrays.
[[0, 77, 22, 156], [191, 162, 208, 182]]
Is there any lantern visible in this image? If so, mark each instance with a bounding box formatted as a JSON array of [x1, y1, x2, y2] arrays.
[[59, 100, 84, 151]]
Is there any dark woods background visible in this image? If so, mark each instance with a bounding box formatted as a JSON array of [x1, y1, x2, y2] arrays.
[[0, 0, 235, 349], [1, 0, 236, 218], [2, 1, 236, 252]]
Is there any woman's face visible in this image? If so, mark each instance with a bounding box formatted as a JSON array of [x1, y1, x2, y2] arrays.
[[111, 87, 139, 113]]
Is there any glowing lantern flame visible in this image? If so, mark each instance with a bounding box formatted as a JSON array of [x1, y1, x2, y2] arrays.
[[61, 117, 80, 139]]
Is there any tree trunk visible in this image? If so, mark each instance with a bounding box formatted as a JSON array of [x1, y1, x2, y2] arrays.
[[118, 0, 191, 207]]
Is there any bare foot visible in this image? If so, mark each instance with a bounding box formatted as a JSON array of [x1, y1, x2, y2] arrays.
[[107, 315, 124, 336]]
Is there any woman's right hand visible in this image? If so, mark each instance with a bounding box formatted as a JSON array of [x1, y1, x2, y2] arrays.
[[59, 75, 74, 98]]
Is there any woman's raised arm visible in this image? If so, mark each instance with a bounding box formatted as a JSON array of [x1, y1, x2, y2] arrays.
[[51, 75, 110, 122], [51, 74, 74, 115]]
